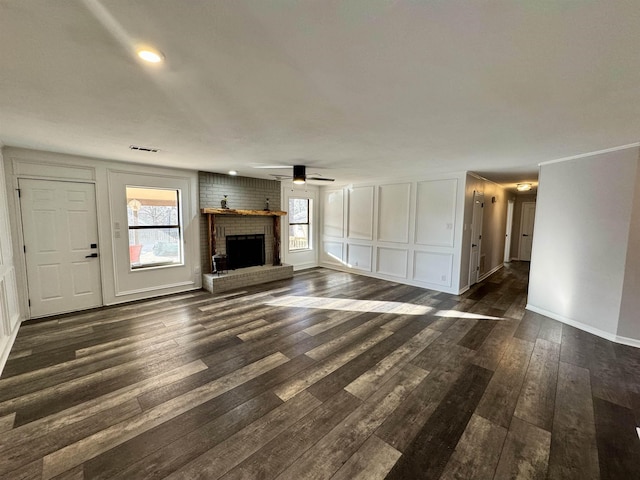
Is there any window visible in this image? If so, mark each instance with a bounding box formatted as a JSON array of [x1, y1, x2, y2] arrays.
[[126, 187, 182, 269], [289, 198, 311, 251]]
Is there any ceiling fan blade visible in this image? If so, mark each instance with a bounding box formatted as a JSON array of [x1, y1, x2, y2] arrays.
[[307, 177, 335, 182], [252, 165, 292, 169]]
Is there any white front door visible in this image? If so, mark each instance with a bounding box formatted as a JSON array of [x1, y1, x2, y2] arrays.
[[19, 179, 102, 317], [469, 192, 484, 285], [519, 202, 536, 261]]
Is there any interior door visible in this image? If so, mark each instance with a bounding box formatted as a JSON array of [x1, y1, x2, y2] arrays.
[[469, 192, 484, 285], [504, 199, 514, 262], [519, 202, 536, 261], [19, 179, 102, 317]]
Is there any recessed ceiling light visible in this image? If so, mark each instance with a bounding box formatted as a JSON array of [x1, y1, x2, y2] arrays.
[[228, 170, 238, 176], [136, 48, 163, 63]]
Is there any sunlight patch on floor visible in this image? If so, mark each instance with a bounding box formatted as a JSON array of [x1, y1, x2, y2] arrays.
[[434, 310, 503, 320], [264, 296, 433, 315]]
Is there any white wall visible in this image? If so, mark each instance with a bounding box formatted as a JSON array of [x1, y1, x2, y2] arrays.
[[0, 149, 21, 373], [320, 173, 466, 294], [480, 179, 507, 278], [618, 157, 640, 340], [282, 184, 319, 270], [3, 147, 201, 318], [527, 146, 640, 345]]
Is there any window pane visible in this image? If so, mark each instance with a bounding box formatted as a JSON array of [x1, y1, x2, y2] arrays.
[[127, 187, 179, 227], [129, 227, 181, 268], [126, 186, 182, 269], [289, 224, 309, 250], [289, 198, 309, 224]]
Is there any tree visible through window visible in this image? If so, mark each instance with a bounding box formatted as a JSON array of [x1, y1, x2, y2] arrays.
[[126, 187, 182, 268], [289, 198, 311, 251]]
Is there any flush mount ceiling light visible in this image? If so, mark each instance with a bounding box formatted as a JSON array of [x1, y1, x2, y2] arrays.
[[136, 47, 164, 63], [129, 145, 158, 153], [228, 170, 238, 176], [517, 183, 533, 192], [293, 165, 306, 184]]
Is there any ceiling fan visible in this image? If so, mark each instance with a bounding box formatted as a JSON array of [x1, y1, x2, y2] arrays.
[[254, 164, 335, 184]]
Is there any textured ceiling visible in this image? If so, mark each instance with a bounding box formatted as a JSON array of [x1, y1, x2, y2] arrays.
[[1, 1, 639, 189]]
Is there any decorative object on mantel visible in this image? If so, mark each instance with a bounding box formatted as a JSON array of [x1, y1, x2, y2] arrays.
[[264, 198, 270, 211], [221, 195, 229, 209]]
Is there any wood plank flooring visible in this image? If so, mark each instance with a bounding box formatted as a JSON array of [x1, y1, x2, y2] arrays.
[[1, 263, 639, 479]]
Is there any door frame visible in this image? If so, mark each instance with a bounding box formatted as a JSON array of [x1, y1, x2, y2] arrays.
[[15, 176, 104, 318]]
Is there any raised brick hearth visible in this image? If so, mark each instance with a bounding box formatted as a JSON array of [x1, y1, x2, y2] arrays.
[[202, 264, 294, 293]]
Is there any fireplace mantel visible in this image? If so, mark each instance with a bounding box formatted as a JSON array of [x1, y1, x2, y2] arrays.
[[201, 208, 286, 217], [202, 208, 287, 271]]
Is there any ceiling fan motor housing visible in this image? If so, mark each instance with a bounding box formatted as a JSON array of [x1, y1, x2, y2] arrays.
[[293, 165, 306, 183]]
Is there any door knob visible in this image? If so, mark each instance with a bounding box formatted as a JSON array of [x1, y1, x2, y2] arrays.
[[522, 234, 529, 237], [472, 244, 477, 247], [85, 253, 98, 258]]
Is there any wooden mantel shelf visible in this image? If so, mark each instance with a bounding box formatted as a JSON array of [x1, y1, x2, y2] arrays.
[[201, 208, 286, 216], [202, 208, 287, 270]]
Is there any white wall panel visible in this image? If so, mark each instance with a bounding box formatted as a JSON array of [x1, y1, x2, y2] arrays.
[[319, 173, 464, 295], [347, 186, 374, 240], [378, 183, 410, 243], [413, 251, 453, 287], [376, 247, 408, 278], [323, 241, 344, 265], [322, 189, 344, 237], [415, 179, 457, 247], [347, 244, 372, 271]]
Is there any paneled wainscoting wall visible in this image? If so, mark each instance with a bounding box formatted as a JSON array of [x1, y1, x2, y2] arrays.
[[0, 263, 639, 479]]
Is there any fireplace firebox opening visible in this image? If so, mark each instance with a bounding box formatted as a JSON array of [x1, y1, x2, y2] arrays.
[[226, 234, 266, 270]]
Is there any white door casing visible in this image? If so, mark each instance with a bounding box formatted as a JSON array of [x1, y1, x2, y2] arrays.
[[519, 202, 536, 261], [469, 192, 484, 285], [19, 179, 102, 317]]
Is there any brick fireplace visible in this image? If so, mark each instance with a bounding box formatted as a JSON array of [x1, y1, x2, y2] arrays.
[[199, 172, 293, 292]]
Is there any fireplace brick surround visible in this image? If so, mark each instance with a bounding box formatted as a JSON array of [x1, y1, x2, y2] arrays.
[[199, 172, 293, 292]]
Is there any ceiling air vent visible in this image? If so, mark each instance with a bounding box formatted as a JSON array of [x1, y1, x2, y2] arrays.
[[129, 145, 158, 153]]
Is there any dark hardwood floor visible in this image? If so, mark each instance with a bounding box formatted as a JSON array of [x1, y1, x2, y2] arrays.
[[1, 263, 639, 479]]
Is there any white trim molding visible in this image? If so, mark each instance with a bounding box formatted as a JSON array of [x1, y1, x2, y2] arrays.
[[526, 304, 640, 349]]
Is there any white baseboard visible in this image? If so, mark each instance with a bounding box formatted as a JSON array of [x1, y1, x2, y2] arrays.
[[291, 262, 318, 271], [478, 263, 504, 282], [0, 326, 20, 377], [457, 285, 470, 295], [526, 304, 640, 348], [318, 262, 460, 295]]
